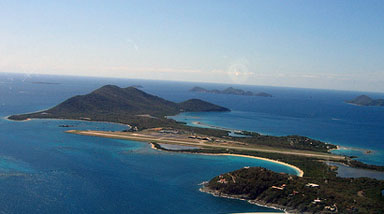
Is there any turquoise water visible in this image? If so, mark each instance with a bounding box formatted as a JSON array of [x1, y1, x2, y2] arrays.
[[1, 72, 384, 213], [169, 105, 384, 166], [135, 77, 384, 166], [0, 118, 292, 213], [0, 73, 293, 213]]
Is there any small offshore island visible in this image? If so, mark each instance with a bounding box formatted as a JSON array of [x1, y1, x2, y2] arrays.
[[347, 95, 384, 107], [9, 85, 384, 213], [190, 86, 272, 97]]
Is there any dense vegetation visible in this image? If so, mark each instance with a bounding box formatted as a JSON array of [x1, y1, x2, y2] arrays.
[[179, 98, 230, 112], [233, 133, 337, 153], [205, 167, 384, 213], [154, 140, 384, 213], [225, 130, 336, 153]]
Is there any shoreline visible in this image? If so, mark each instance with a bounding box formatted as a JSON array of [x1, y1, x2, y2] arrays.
[[70, 130, 345, 160], [199, 186, 291, 214], [9, 115, 381, 173], [8, 112, 366, 161], [334, 145, 374, 154], [191, 121, 234, 131], [152, 142, 299, 213], [3, 106, 53, 121], [190, 118, 379, 164], [3, 116, 31, 122], [184, 116, 376, 158], [201, 153, 304, 177], [189, 120, 269, 135], [150, 143, 304, 177], [4, 116, 132, 128], [328, 145, 341, 153]]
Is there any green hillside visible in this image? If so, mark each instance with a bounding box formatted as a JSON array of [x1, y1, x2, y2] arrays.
[[8, 85, 229, 123]]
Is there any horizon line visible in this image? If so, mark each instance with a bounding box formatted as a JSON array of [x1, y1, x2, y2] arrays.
[[1, 71, 383, 95]]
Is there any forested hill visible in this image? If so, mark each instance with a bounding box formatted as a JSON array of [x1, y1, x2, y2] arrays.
[[203, 167, 384, 213], [8, 85, 230, 121]]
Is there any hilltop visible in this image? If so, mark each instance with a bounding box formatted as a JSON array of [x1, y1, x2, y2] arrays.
[[347, 95, 384, 106], [190, 86, 272, 97], [8, 85, 229, 127]]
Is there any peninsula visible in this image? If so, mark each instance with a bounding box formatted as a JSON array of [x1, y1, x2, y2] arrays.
[[201, 167, 384, 213], [347, 95, 384, 107], [190, 86, 272, 97]]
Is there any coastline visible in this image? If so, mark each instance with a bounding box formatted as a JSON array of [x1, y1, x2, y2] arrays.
[[10, 114, 380, 175], [5, 116, 132, 128], [189, 118, 381, 167], [4, 107, 51, 120], [201, 153, 304, 177], [190, 120, 269, 135], [199, 186, 292, 214], [328, 145, 341, 153], [191, 121, 234, 131], [334, 145, 373, 154], [150, 143, 304, 177], [8, 111, 348, 162], [3, 115, 31, 122], [151, 142, 299, 213]]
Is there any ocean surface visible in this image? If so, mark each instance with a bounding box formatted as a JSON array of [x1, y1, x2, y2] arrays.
[[1, 72, 384, 213]]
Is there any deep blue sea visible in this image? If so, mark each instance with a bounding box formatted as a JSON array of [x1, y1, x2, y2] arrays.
[[1, 72, 384, 213]]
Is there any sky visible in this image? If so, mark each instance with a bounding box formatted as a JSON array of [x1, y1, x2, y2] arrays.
[[1, 0, 384, 92]]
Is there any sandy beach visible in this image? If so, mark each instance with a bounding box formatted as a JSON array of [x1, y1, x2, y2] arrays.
[[202, 153, 304, 177], [150, 143, 304, 177]]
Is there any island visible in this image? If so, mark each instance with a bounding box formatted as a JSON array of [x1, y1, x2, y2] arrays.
[[9, 85, 384, 213], [8, 85, 229, 130], [190, 86, 272, 97], [347, 95, 384, 106]]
